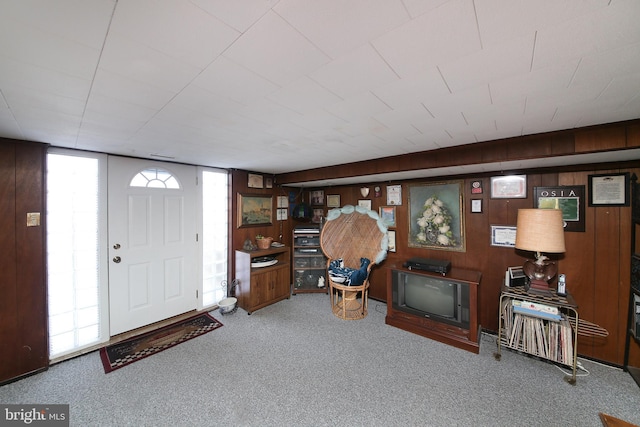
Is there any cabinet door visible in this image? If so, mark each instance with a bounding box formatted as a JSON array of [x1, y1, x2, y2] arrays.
[[272, 267, 290, 300], [251, 267, 289, 308], [251, 270, 272, 308]]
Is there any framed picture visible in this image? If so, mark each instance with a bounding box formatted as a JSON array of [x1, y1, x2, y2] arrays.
[[387, 230, 396, 253], [386, 185, 402, 205], [490, 175, 527, 199], [310, 190, 324, 206], [277, 195, 289, 208], [312, 208, 324, 223], [326, 194, 340, 208], [265, 177, 273, 189], [408, 181, 465, 251], [490, 225, 517, 247], [471, 199, 482, 213], [247, 173, 263, 189], [358, 199, 372, 210], [379, 206, 396, 227], [588, 172, 630, 206], [534, 186, 585, 232], [237, 193, 272, 227], [276, 208, 288, 221]]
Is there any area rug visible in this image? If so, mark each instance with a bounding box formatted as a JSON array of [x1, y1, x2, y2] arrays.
[[100, 312, 223, 373]]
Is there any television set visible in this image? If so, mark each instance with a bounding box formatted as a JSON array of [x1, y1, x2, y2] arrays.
[[391, 270, 470, 330]]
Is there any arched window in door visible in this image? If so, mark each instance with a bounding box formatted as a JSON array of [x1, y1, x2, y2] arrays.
[[130, 168, 180, 189]]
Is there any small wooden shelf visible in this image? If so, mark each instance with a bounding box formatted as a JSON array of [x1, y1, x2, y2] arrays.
[[235, 247, 291, 314]]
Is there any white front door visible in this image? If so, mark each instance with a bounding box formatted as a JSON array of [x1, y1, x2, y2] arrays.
[[108, 156, 198, 335]]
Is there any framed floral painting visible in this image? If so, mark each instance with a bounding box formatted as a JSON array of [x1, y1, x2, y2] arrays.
[[408, 181, 465, 251]]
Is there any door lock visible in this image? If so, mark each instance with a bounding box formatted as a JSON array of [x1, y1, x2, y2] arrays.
[[113, 243, 121, 250]]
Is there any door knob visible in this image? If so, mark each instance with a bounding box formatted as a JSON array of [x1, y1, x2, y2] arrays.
[[113, 243, 121, 249], [113, 256, 121, 263]]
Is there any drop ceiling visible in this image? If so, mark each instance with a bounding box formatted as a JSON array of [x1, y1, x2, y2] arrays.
[[1, 0, 639, 186]]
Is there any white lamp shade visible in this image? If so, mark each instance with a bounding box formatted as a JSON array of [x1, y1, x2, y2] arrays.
[[515, 209, 566, 253]]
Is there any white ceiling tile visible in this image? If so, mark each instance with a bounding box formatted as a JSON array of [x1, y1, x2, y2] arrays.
[[84, 93, 158, 123], [2, 86, 85, 118], [190, 0, 278, 32], [533, 2, 640, 70], [423, 85, 492, 119], [0, 0, 115, 50], [223, 11, 329, 86], [402, 0, 452, 18], [372, 71, 450, 109], [90, 69, 177, 110], [193, 57, 279, 105], [0, 0, 638, 180], [0, 57, 92, 100], [571, 42, 640, 87], [0, 20, 100, 80], [438, 34, 535, 93], [267, 77, 342, 113], [309, 44, 399, 98], [288, 109, 347, 133], [99, 35, 202, 93], [110, 0, 239, 69], [168, 84, 246, 119], [275, 0, 409, 58], [475, 0, 608, 47], [325, 92, 391, 122], [372, 0, 482, 78], [489, 60, 580, 106]]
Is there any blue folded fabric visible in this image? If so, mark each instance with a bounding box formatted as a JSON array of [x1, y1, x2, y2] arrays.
[[328, 257, 370, 286]]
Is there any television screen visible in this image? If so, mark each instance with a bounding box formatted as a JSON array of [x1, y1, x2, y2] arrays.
[[404, 274, 456, 319]]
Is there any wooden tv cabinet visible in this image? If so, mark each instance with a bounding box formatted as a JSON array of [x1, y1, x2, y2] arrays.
[[385, 265, 481, 353]]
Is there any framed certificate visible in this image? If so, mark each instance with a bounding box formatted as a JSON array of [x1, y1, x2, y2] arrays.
[[386, 185, 402, 205], [588, 172, 630, 206], [490, 175, 527, 199]]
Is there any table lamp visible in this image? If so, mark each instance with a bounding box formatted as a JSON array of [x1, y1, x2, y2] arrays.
[[515, 208, 566, 294]]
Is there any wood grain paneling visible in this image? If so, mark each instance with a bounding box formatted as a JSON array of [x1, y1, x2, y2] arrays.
[[575, 126, 626, 152], [0, 140, 48, 384]]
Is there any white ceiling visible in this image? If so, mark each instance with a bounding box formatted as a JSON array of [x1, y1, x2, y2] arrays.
[[1, 0, 640, 184]]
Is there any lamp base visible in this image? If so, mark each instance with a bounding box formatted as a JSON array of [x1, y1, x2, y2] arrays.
[[525, 279, 553, 296]]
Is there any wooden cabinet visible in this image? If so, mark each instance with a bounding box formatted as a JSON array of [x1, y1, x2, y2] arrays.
[[495, 286, 579, 384], [292, 225, 327, 294], [0, 140, 48, 384], [235, 247, 291, 314]]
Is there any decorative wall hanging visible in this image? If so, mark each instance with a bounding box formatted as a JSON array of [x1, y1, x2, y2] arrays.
[[408, 181, 465, 252], [310, 190, 324, 206], [534, 186, 585, 232], [588, 172, 630, 206], [247, 173, 263, 189], [326, 194, 340, 208], [490, 175, 527, 199], [386, 185, 402, 205], [237, 194, 273, 227], [379, 206, 396, 227]]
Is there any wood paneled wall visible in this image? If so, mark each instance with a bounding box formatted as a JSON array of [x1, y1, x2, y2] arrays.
[[0, 139, 48, 384], [258, 121, 640, 367]]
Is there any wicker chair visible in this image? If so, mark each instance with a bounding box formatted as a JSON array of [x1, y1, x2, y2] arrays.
[[320, 205, 388, 320]]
